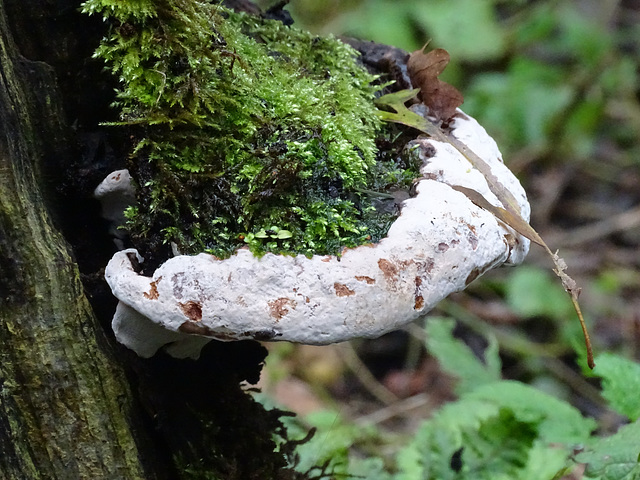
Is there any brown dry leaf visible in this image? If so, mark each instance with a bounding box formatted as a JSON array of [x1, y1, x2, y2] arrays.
[[452, 185, 594, 369], [451, 186, 543, 246], [407, 45, 464, 122]]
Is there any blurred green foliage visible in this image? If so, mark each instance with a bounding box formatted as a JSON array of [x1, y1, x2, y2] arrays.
[[273, 0, 640, 163], [504, 265, 575, 320], [425, 317, 501, 394], [592, 353, 640, 421], [265, 318, 640, 479]]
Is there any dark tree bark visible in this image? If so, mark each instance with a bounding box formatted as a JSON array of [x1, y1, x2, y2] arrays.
[[0, 1, 163, 478], [0, 1, 303, 479]]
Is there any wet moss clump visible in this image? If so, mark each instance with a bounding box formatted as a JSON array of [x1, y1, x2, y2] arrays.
[[83, 0, 418, 262]]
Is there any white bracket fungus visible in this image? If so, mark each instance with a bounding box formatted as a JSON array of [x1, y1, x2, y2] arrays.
[[94, 169, 136, 249], [103, 112, 530, 358]]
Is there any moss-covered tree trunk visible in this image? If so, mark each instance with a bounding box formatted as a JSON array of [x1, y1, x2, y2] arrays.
[[0, 1, 314, 478], [0, 1, 165, 478]]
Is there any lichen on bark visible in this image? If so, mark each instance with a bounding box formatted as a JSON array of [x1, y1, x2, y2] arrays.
[[82, 0, 417, 263]]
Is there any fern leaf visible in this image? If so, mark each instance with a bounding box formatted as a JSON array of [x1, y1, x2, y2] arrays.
[[593, 353, 640, 421], [397, 379, 595, 480], [466, 381, 596, 444], [425, 317, 501, 394], [397, 399, 542, 480], [463, 409, 537, 479], [577, 420, 640, 480]]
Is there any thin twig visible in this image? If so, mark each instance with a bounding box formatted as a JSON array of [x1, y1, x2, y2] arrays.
[[556, 203, 640, 247], [339, 342, 399, 405], [355, 393, 430, 426]]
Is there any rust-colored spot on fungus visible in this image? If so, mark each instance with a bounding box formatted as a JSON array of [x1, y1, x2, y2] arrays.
[[466, 261, 495, 286], [143, 280, 160, 300], [504, 233, 516, 257], [171, 272, 187, 299], [378, 258, 399, 283], [179, 321, 214, 335], [436, 242, 449, 252], [179, 322, 242, 341], [414, 276, 425, 310], [179, 301, 202, 322], [465, 268, 481, 286], [416, 258, 435, 276], [355, 275, 376, 285], [468, 233, 479, 250], [334, 282, 355, 297], [268, 298, 296, 320], [292, 287, 312, 304]]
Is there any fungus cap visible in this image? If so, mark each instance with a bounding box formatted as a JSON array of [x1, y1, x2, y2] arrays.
[[94, 169, 136, 247], [105, 111, 530, 358]]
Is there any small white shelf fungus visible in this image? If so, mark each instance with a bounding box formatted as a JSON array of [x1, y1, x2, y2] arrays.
[[94, 169, 136, 248], [104, 112, 531, 358]]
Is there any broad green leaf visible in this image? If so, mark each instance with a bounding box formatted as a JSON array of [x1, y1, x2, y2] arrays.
[[466, 381, 596, 444], [593, 353, 640, 421], [412, 0, 506, 61], [276, 229, 293, 239], [462, 409, 537, 479], [425, 317, 501, 394], [577, 420, 640, 480], [504, 266, 574, 320], [464, 59, 572, 151]]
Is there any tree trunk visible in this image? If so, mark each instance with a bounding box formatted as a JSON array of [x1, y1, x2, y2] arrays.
[[0, 1, 162, 478], [0, 1, 309, 478]]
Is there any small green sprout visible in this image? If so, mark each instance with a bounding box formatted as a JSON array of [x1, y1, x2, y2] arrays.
[[254, 227, 293, 240]]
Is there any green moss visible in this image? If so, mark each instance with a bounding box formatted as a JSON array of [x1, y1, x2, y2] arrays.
[[83, 0, 416, 259]]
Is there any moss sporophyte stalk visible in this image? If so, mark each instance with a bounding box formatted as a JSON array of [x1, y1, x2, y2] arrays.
[[83, 0, 419, 259]]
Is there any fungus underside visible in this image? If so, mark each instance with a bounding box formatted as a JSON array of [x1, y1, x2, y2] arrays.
[[83, 0, 419, 262]]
